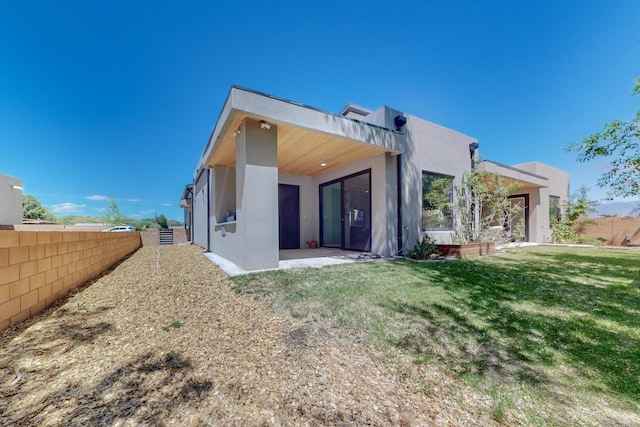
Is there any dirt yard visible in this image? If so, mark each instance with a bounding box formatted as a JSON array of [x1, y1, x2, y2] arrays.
[[0, 245, 500, 426]]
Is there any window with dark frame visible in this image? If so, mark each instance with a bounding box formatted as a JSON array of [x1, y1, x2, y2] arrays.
[[549, 195, 561, 227], [422, 171, 454, 231]]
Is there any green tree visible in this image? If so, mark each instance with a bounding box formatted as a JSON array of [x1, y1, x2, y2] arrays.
[[567, 78, 640, 198], [566, 186, 598, 222], [22, 194, 55, 221], [156, 214, 169, 229], [104, 199, 126, 225], [168, 219, 183, 227], [452, 170, 523, 244], [552, 186, 598, 242]]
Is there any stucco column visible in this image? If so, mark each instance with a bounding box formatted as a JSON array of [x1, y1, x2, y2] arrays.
[[235, 118, 279, 270]]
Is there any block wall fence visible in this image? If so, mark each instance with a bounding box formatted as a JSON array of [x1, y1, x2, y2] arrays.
[[0, 231, 141, 331], [573, 216, 640, 246]]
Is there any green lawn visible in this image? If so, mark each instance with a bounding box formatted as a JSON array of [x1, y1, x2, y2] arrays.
[[231, 246, 640, 425]]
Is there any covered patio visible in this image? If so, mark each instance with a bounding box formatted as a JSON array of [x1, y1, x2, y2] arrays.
[[192, 87, 403, 272]]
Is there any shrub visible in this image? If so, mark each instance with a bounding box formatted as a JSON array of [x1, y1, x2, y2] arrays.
[[574, 236, 605, 245], [408, 235, 441, 260], [552, 221, 576, 243]]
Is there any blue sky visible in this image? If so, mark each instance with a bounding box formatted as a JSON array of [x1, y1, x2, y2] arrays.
[[1, 0, 639, 221]]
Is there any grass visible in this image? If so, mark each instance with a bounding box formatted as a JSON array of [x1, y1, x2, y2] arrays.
[[231, 246, 640, 425], [162, 320, 182, 331]]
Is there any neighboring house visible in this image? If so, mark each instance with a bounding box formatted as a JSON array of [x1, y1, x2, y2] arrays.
[[179, 184, 194, 240], [182, 86, 569, 271], [0, 173, 23, 226]]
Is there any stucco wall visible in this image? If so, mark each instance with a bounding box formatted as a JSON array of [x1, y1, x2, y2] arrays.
[[312, 152, 398, 256], [0, 230, 141, 331], [402, 114, 477, 247], [0, 173, 23, 226], [278, 173, 316, 248], [193, 170, 209, 249], [210, 118, 280, 270], [514, 162, 570, 243]]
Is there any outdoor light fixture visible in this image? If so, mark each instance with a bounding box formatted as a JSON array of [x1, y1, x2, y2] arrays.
[[394, 115, 407, 131], [11, 184, 23, 190], [232, 128, 241, 137], [259, 121, 272, 130], [320, 163, 327, 167]]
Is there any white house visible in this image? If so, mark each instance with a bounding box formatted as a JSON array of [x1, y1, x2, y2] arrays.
[[182, 86, 569, 271]]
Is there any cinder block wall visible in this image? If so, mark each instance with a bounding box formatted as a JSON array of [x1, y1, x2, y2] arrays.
[[0, 231, 141, 331], [140, 228, 190, 246]]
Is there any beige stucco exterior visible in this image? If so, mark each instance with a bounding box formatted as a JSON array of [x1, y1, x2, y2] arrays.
[[185, 87, 570, 271], [0, 173, 23, 226], [477, 160, 570, 243]]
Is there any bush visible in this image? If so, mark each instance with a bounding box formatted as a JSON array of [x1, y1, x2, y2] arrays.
[[574, 236, 605, 245], [552, 221, 576, 243], [408, 235, 441, 260]]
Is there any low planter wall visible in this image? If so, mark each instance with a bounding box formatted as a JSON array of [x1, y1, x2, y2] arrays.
[[437, 242, 496, 259], [0, 231, 141, 331]]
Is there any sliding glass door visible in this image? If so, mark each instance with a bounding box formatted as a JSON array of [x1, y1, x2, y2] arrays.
[[320, 170, 371, 252]]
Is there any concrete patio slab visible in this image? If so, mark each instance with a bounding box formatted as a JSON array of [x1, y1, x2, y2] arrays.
[[203, 249, 365, 276]]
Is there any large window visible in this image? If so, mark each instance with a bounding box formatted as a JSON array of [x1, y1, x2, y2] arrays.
[[422, 172, 453, 230], [549, 195, 561, 227]]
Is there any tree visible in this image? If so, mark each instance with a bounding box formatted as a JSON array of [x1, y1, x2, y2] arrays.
[[156, 214, 169, 229], [22, 194, 55, 221], [168, 219, 183, 227], [551, 187, 598, 243], [565, 186, 598, 222], [104, 199, 126, 225], [566, 78, 640, 198], [452, 170, 523, 244]]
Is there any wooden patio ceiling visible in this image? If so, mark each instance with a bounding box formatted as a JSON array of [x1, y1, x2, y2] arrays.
[[207, 115, 389, 177]]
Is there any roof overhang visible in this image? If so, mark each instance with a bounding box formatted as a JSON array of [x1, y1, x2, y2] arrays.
[[179, 184, 193, 208], [196, 86, 404, 178], [476, 160, 549, 189]]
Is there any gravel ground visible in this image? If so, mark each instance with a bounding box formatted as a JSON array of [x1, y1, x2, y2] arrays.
[[1, 245, 500, 426]]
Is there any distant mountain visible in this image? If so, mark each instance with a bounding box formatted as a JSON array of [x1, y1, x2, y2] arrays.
[[593, 201, 640, 217]]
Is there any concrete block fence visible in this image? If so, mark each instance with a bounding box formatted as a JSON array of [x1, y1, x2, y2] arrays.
[[0, 231, 141, 331]]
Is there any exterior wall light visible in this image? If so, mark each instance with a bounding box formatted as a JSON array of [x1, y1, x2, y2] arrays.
[[259, 121, 272, 130], [394, 115, 407, 131], [11, 185, 23, 190], [320, 163, 327, 167]]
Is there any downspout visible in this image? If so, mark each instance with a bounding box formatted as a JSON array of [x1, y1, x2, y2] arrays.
[[396, 154, 403, 256], [393, 114, 408, 257], [187, 185, 194, 245], [206, 169, 211, 252], [189, 187, 194, 245]]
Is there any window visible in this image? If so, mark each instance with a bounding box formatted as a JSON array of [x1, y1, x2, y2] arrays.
[[422, 172, 453, 230], [549, 195, 561, 227]]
